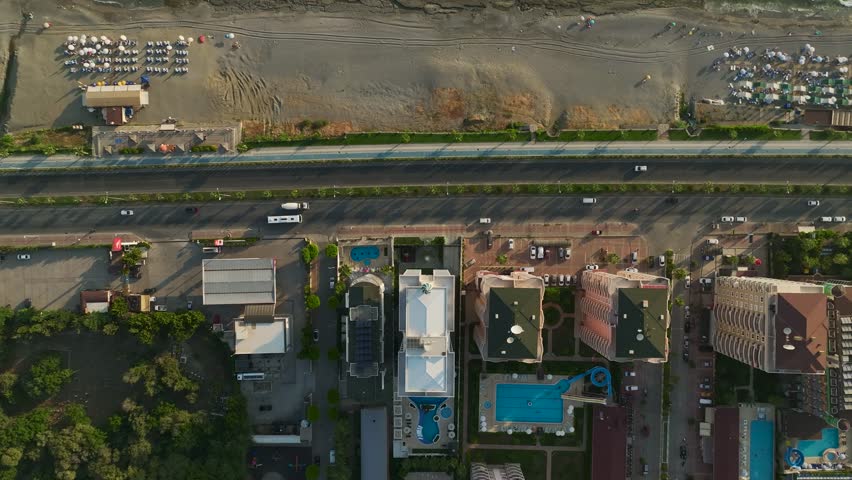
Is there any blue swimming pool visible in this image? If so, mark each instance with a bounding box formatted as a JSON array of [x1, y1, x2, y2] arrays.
[[410, 397, 447, 445], [495, 380, 571, 423], [797, 427, 840, 457], [750, 420, 774, 480], [350, 246, 380, 266]]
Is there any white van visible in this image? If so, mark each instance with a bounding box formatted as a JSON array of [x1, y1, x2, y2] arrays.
[[582, 198, 597, 204]]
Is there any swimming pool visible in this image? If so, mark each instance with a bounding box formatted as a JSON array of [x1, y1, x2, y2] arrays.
[[410, 397, 447, 445], [350, 246, 380, 266], [750, 420, 774, 480], [495, 380, 571, 423], [797, 428, 840, 457]]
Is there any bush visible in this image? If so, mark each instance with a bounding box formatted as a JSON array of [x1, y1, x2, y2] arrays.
[[327, 296, 340, 309], [307, 404, 320, 423], [190, 145, 218, 153], [327, 388, 340, 404], [496, 254, 508, 265], [305, 294, 320, 310], [301, 241, 320, 265], [325, 244, 339, 258], [119, 147, 143, 154]]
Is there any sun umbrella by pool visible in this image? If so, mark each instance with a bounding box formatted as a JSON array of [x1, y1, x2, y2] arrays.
[[506, 429, 513, 435]]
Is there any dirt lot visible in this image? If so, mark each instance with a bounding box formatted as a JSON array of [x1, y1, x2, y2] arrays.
[[2, 0, 852, 132]]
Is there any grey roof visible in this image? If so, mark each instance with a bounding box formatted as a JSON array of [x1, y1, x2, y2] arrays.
[[487, 288, 542, 360], [360, 407, 389, 480], [243, 304, 275, 323], [202, 258, 276, 305], [615, 288, 668, 359], [346, 284, 384, 378]]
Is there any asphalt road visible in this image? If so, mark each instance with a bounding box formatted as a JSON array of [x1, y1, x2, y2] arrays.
[[1, 156, 852, 199], [7, 141, 852, 171], [0, 194, 848, 241]]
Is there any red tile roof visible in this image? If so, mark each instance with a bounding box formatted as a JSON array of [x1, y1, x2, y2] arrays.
[[591, 405, 627, 480], [774, 293, 827, 373], [713, 407, 739, 480]]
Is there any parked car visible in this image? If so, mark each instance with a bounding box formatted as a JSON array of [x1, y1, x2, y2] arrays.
[[314, 456, 321, 466], [685, 276, 691, 288], [706, 238, 719, 245], [16, 254, 30, 260], [313, 329, 319, 342], [665, 197, 679, 204], [585, 264, 599, 270], [634, 165, 648, 172], [625, 385, 639, 392], [564, 248, 571, 259], [625, 267, 638, 273], [154, 305, 167, 312], [807, 200, 820, 206], [835, 216, 847, 222], [120, 209, 134, 216], [479, 218, 491, 224], [699, 278, 713, 286], [684, 321, 691, 333], [543, 274, 550, 285], [486, 230, 494, 249], [186, 300, 193, 310], [508, 238, 515, 250], [530, 245, 537, 260], [558, 247, 564, 260], [703, 255, 715, 261], [736, 216, 748, 222], [702, 360, 712, 368], [721, 216, 734, 222], [658, 255, 666, 267], [699, 383, 712, 390], [537, 246, 544, 259], [700, 391, 713, 398], [143, 287, 157, 294], [624, 371, 636, 377], [558, 274, 565, 286], [592, 230, 603, 235], [680, 446, 687, 460]]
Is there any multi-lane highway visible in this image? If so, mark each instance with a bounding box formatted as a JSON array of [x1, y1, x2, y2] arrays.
[[0, 194, 847, 241], [0, 156, 851, 199]]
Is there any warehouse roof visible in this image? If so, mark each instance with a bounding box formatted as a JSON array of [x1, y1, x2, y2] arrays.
[[202, 258, 276, 305]]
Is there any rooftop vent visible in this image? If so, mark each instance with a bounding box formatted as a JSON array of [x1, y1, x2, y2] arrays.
[[642, 300, 649, 308], [513, 301, 519, 306], [506, 337, 515, 344], [636, 333, 645, 341]]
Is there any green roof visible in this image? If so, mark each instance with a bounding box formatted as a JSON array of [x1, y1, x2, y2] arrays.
[[615, 288, 668, 359], [487, 287, 541, 360]]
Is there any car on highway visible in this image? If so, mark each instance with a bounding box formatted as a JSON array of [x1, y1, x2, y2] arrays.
[[530, 245, 537, 260], [634, 165, 648, 172], [558, 274, 565, 286], [721, 216, 734, 222], [120, 209, 134, 216], [703, 255, 715, 261], [585, 264, 599, 270], [821, 216, 833, 222], [314, 456, 321, 466], [736, 216, 748, 222], [508, 238, 515, 250], [185, 206, 199, 214], [479, 218, 491, 224], [807, 200, 820, 206], [836, 216, 847, 222], [16, 254, 30, 260], [313, 329, 319, 342], [592, 230, 602, 235]]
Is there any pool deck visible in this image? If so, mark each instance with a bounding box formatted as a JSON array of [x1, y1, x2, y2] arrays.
[[393, 395, 456, 456], [478, 373, 581, 434]]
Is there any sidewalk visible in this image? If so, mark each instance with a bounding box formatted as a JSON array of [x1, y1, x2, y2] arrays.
[[0, 232, 144, 248]]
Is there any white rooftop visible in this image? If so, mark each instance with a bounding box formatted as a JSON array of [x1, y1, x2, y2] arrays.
[[398, 269, 455, 397], [234, 320, 287, 355]]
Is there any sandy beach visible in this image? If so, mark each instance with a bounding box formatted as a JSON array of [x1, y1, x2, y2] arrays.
[[1, 0, 851, 133]]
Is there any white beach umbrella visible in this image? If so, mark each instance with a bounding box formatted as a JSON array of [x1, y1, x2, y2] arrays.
[[723, 52, 730, 58], [166, 44, 173, 50], [100, 35, 107, 42], [118, 45, 125, 51], [103, 62, 110, 68], [119, 34, 127, 41], [743, 46, 750, 53], [506, 429, 513, 435], [178, 35, 185, 41], [67, 44, 75, 51], [525, 428, 533, 435]]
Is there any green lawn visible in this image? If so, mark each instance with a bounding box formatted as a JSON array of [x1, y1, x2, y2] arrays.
[[549, 318, 575, 356], [543, 286, 575, 313], [715, 353, 750, 405], [539, 407, 584, 447], [810, 129, 849, 141], [552, 451, 588, 480], [544, 306, 562, 327], [468, 449, 547, 480], [667, 125, 801, 141]]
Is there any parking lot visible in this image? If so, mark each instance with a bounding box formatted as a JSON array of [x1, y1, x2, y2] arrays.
[[0, 248, 118, 310], [463, 230, 648, 285]]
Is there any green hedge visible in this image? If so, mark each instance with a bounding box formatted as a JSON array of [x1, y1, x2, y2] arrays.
[[119, 147, 143, 154], [190, 145, 218, 153], [536, 130, 658, 142], [810, 129, 849, 141], [669, 125, 801, 141]]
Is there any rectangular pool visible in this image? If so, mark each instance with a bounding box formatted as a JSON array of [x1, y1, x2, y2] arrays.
[[495, 380, 570, 423], [750, 420, 774, 480]]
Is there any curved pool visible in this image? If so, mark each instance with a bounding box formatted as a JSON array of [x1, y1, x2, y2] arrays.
[[410, 397, 447, 445]]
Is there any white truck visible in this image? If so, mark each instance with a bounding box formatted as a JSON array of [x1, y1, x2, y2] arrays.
[[268, 215, 303, 224], [281, 202, 309, 210]]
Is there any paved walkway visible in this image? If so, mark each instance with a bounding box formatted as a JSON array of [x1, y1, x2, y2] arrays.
[[6, 139, 852, 170], [0, 232, 144, 248]]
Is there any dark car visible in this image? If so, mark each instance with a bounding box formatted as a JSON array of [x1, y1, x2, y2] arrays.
[[558, 247, 565, 260], [185, 207, 199, 214], [143, 287, 157, 294], [684, 321, 691, 333], [313, 329, 319, 342], [666, 197, 679, 204], [680, 445, 687, 459], [314, 456, 321, 465], [486, 230, 493, 249], [703, 255, 715, 261], [259, 405, 272, 412]]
